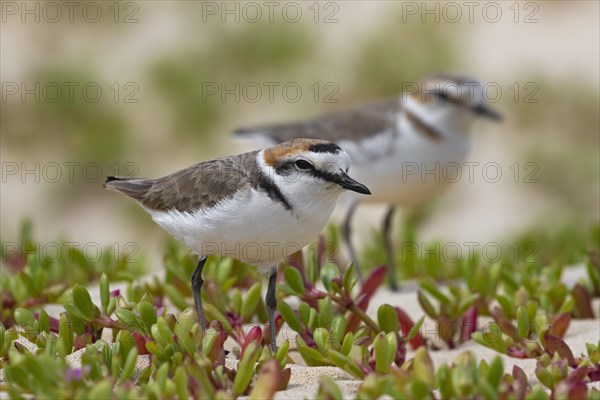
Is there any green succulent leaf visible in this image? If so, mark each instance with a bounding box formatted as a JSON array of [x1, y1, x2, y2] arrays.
[[73, 285, 96, 321], [119, 347, 138, 384], [203, 303, 233, 332], [88, 380, 113, 399], [385, 332, 398, 366], [330, 316, 346, 346], [413, 347, 434, 386], [284, 267, 305, 295], [407, 316, 425, 341], [377, 304, 399, 333], [417, 290, 439, 320], [477, 380, 497, 400], [341, 332, 354, 356], [297, 338, 330, 365], [14, 308, 36, 329], [535, 366, 554, 389], [343, 263, 356, 293], [496, 294, 516, 318], [57, 313, 74, 357], [411, 379, 430, 399], [277, 300, 302, 333], [138, 301, 157, 333], [298, 302, 311, 327], [473, 322, 507, 355], [313, 327, 330, 351], [174, 366, 190, 399], [373, 332, 390, 374], [318, 297, 334, 329], [116, 309, 142, 331], [457, 293, 480, 315], [99, 272, 109, 314], [517, 306, 529, 340], [526, 386, 550, 400], [241, 282, 262, 321], [276, 339, 290, 368], [486, 356, 504, 389], [420, 278, 450, 304], [317, 375, 344, 400], [320, 262, 340, 291], [228, 288, 241, 316], [435, 364, 453, 399], [233, 342, 261, 395], [164, 283, 189, 311], [328, 349, 365, 379]]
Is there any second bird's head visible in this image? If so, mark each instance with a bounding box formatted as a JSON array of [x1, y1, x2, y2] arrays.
[[261, 138, 371, 199], [404, 73, 503, 133]]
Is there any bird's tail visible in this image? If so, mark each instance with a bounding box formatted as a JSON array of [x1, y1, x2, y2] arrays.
[[232, 128, 282, 147], [104, 176, 153, 201]]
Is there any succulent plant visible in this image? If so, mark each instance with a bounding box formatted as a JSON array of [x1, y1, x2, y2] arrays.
[[3, 221, 600, 399], [417, 278, 479, 349]]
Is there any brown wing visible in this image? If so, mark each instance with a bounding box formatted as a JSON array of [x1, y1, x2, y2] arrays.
[[104, 152, 258, 212], [234, 98, 400, 143]]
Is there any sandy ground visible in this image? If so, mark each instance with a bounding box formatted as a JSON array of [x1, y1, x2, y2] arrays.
[[1, 264, 599, 398]]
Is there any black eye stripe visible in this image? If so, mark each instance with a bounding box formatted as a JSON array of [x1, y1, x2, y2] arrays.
[[274, 160, 340, 184], [435, 91, 471, 108], [436, 91, 451, 101]]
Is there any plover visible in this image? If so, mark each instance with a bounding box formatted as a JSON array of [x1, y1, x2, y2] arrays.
[[104, 138, 370, 350], [234, 74, 502, 290]]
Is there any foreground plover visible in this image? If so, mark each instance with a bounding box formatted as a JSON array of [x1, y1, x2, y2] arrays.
[[104, 138, 370, 350], [234, 74, 501, 290]]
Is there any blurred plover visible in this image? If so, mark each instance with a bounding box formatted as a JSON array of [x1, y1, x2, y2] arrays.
[[234, 74, 502, 290], [104, 138, 370, 350]]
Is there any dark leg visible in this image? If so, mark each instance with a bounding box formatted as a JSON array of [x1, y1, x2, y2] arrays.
[[383, 206, 399, 291], [191, 256, 208, 331], [266, 266, 278, 352], [342, 200, 361, 282]]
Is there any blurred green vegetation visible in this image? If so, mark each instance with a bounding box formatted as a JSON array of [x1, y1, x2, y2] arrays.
[[149, 22, 316, 143], [360, 218, 600, 283], [0, 219, 145, 324], [208, 22, 316, 74], [352, 15, 460, 97], [1, 3, 598, 242], [508, 77, 600, 220], [2, 68, 131, 164]]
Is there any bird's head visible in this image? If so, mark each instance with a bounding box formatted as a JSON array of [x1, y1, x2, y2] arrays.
[[261, 138, 371, 199], [404, 73, 502, 134]]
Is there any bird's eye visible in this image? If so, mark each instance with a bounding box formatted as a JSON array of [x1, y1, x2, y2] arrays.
[[436, 91, 450, 102], [294, 160, 313, 171]]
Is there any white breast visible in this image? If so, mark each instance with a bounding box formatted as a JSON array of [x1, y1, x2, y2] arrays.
[[148, 187, 336, 273], [341, 114, 471, 206]]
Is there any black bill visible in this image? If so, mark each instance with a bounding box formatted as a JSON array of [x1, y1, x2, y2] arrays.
[[335, 171, 371, 195], [472, 103, 503, 121]]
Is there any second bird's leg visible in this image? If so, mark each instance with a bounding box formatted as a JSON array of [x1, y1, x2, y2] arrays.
[[191, 256, 208, 331], [382, 206, 399, 291], [266, 266, 278, 352], [341, 200, 361, 282]]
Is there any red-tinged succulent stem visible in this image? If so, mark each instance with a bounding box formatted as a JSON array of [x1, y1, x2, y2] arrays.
[[95, 315, 125, 330], [330, 294, 380, 333], [459, 306, 478, 344]]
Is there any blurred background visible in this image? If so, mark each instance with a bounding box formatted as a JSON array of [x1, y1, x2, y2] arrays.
[[1, 1, 598, 273]]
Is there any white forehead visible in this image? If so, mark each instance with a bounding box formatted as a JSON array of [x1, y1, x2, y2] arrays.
[[426, 77, 485, 104], [303, 149, 351, 172]]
